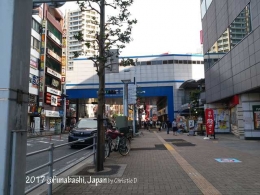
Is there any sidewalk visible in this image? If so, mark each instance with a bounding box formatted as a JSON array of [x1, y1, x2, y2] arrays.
[[49, 129, 260, 195]]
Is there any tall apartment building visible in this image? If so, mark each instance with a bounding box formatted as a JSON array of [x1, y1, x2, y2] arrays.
[[201, 0, 260, 139], [64, 9, 100, 71]]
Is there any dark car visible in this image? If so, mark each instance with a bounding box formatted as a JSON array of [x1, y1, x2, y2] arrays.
[[68, 118, 113, 148], [68, 118, 98, 148]]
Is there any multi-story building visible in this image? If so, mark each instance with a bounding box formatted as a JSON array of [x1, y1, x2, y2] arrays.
[[65, 54, 204, 123], [28, 9, 43, 130], [64, 9, 100, 71], [201, 0, 260, 139], [38, 4, 64, 131]]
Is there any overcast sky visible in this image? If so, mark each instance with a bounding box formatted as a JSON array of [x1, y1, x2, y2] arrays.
[[60, 0, 202, 56]]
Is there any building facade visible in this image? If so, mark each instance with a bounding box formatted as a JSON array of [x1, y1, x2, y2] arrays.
[[28, 11, 42, 130], [201, 0, 260, 139], [64, 9, 99, 71], [65, 54, 204, 123], [38, 4, 64, 131]]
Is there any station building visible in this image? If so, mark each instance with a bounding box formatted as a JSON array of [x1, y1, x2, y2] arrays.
[[65, 53, 204, 123]]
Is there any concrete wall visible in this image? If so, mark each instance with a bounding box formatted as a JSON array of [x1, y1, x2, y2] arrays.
[[203, 0, 260, 103]]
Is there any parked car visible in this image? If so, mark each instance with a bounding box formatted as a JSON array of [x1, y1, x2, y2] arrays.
[[68, 118, 97, 148], [68, 118, 113, 148]]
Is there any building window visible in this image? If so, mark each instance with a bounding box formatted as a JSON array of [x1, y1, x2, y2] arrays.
[[163, 60, 168, 64], [147, 61, 151, 65], [187, 60, 192, 64], [31, 36, 40, 52], [174, 60, 179, 64], [168, 60, 173, 64], [32, 19, 41, 33]]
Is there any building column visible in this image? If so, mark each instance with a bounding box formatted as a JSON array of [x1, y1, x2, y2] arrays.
[[0, 0, 32, 194]]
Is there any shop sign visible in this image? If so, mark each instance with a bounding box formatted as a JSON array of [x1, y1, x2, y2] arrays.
[[61, 76, 66, 84], [205, 108, 214, 135], [47, 49, 61, 62], [51, 78, 60, 88], [51, 95, 58, 106], [253, 105, 260, 130], [46, 67, 61, 79], [45, 110, 60, 117], [46, 86, 61, 96], [47, 30, 61, 45], [30, 56, 38, 69]]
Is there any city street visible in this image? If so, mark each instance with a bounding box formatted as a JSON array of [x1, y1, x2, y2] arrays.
[[25, 135, 93, 192]]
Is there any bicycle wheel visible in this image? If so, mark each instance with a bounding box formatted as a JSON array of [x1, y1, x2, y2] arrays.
[[118, 136, 131, 156], [104, 139, 111, 158]]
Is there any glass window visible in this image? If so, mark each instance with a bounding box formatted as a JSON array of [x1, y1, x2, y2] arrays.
[[178, 60, 183, 64], [183, 60, 187, 64], [204, 3, 251, 71], [201, 0, 206, 19], [174, 60, 179, 64], [163, 60, 167, 64], [187, 60, 192, 64], [140, 61, 147, 65], [147, 61, 151, 65], [32, 19, 41, 33], [151, 61, 157, 65], [168, 60, 173, 64], [31, 36, 40, 51]]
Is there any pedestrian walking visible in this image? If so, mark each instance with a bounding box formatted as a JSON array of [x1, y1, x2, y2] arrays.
[[166, 118, 171, 134], [172, 119, 178, 136]]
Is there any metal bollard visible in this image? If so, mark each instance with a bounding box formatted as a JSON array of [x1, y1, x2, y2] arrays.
[[48, 143, 54, 195]]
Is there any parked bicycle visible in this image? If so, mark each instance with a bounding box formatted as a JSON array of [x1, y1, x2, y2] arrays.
[[105, 127, 131, 158]]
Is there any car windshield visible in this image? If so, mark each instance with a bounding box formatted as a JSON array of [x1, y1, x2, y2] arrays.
[[75, 119, 97, 129]]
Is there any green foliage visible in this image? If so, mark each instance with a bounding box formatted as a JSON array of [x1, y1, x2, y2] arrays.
[[73, 0, 137, 71], [189, 89, 204, 117]]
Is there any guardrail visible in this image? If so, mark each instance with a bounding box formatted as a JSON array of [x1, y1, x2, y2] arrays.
[[24, 135, 97, 195]]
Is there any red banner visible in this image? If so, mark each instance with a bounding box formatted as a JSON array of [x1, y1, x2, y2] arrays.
[[205, 108, 215, 135]]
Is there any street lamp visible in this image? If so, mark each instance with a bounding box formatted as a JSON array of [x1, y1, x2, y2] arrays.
[[121, 79, 131, 117]]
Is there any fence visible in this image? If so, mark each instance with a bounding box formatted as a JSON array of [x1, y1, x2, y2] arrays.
[[23, 133, 97, 194]]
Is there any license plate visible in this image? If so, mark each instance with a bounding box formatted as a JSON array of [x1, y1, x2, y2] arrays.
[[79, 139, 85, 142]]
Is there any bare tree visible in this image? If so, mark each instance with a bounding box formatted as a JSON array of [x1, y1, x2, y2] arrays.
[[73, 0, 137, 171]]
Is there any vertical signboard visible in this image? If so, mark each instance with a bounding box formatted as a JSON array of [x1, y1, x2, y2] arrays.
[[205, 108, 215, 136], [39, 20, 47, 106], [61, 29, 67, 84], [253, 105, 260, 130]]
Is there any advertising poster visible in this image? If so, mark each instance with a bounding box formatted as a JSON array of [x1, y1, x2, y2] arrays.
[[214, 109, 230, 132], [253, 105, 260, 130]]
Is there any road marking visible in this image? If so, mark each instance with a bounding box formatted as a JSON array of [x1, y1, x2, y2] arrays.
[[154, 132, 222, 195], [38, 141, 50, 144], [66, 158, 77, 164], [50, 139, 64, 142]]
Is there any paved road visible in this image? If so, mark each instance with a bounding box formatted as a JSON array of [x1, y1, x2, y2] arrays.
[[25, 135, 93, 192]]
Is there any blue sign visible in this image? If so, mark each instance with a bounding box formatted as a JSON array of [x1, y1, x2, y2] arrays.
[[215, 158, 241, 163], [59, 110, 64, 116]]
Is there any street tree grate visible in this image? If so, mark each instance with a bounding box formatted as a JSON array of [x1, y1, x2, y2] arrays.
[[74, 164, 127, 177]]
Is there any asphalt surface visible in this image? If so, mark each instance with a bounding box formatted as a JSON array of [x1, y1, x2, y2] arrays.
[[25, 134, 93, 192]]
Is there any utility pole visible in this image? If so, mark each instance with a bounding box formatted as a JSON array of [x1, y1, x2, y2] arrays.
[[96, 0, 105, 172], [0, 0, 32, 194]]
